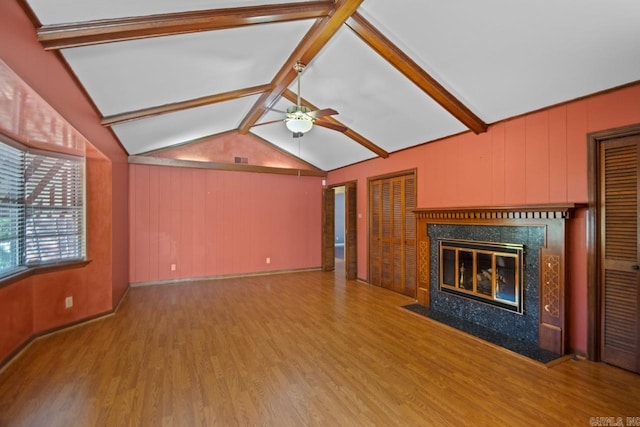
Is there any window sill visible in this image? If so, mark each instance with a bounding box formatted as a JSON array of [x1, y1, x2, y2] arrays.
[[0, 259, 92, 288]]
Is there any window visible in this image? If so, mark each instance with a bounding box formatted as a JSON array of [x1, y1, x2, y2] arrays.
[[0, 138, 85, 278], [0, 142, 25, 275]]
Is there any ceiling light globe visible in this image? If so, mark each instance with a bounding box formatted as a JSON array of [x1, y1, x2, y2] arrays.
[[286, 118, 313, 134]]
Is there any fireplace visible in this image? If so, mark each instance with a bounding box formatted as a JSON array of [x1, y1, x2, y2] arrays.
[[414, 205, 581, 355], [427, 224, 542, 345], [439, 239, 524, 314]]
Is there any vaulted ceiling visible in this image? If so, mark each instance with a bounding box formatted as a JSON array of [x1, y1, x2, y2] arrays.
[[23, 0, 640, 171]]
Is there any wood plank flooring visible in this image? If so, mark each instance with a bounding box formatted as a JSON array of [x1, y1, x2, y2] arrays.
[[1, 269, 639, 426]]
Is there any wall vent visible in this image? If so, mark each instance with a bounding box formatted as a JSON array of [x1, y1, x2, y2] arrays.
[[234, 156, 248, 164]]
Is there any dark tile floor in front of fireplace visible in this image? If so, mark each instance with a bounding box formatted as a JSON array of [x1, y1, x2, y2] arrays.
[[402, 303, 563, 364]]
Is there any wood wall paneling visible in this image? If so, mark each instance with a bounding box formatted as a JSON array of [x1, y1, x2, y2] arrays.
[[129, 165, 323, 283], [504, 119, 527, 205], [490, 122, 506, 205], [456, 132, 492, 206], [588, 85, 640, 133], [548, 107, 569, 202], [111, 158, 129, 306], [191, 169, 208, 278], [566, 101, 589, 201], [525, 111, 550, 204], [568, 208, 588, 354]]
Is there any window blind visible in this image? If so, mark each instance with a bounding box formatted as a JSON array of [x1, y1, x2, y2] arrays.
[[24, 151, 85, 265], [0, 143, 25, 275]]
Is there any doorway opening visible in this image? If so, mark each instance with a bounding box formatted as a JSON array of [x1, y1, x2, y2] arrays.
[[334, 186, 346, 274], [322, 182, 357, 280]]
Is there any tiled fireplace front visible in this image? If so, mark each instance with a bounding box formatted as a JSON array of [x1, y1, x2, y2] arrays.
[[428, 224, 545, 345], [414, 205, 579, 355]]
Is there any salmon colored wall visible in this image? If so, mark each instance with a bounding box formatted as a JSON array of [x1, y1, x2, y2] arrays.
[[130, 165, 323, 283], [27, 147, 115, 332], [0, 278, 34, 361], [0, 147, 116, 362], [327, 83, 640, 354], [151, 132, 316, 171], [111, 159, 130, 306], [0, 1, 129, 364], [0, 1, 129, 307]]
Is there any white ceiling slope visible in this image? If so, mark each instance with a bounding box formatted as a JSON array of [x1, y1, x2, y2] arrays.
[[26, 0, 640, 171]]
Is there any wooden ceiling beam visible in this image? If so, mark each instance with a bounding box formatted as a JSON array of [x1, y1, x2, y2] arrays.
[[346, 12, 488, 134], [37, 1, 334, 50], [238, 0, 365, 135], [101, 84, 270, 126], [282, 90, 389, 158]]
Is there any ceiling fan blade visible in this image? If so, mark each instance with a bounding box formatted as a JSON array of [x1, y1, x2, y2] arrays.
[[307, 108, 338, 119], [251, 119, 284, 127], [314, 120, 348, 133]]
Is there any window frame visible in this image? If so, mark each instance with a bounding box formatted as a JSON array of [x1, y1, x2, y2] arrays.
[[0, 135, 87, 283]]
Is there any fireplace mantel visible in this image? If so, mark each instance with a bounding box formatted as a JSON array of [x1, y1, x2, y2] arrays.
[[414, 204, 583, 355], [414, 204, 579, 221]]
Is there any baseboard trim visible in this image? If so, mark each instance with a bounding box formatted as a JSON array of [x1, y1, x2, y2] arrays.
[[0, 286, 131, 373]]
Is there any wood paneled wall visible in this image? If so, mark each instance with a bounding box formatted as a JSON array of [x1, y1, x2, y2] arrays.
[[129, 165, 323, 283], [327, 83, 640, 354]]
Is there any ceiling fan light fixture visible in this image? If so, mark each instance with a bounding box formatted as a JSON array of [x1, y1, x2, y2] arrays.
[[285, 116, 314, 134]]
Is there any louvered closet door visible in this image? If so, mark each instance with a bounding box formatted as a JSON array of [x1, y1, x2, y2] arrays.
[[601, 135, 640, 373], [403, 176, 416, 296], [370, 180, 382, 285], [369, 173, 416, 297]]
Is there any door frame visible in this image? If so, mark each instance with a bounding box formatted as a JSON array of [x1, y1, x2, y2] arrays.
[[367, 169, 417, 295], [324, 181, 358, 279], [586, 123, 640, 361], [321, 187, 335, 272]]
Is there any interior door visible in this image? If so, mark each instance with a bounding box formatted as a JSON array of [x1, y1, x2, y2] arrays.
[[600, 134, 640, 373], [345, 182, 357, 280], [322, 188, 335, 272], [404, 176, 416, 296], [369, 172, 416, 297]]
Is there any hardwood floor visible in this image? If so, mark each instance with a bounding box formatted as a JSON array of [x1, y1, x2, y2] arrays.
[[1, 270, 639, 426]]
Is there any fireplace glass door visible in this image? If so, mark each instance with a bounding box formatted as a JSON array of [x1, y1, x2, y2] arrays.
[[439, 239, 523, 313]]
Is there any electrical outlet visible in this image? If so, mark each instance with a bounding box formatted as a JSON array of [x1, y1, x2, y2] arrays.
[[65, 296, 73, 309], [171, 263, 176, 271], [266, 257, 271, 264]]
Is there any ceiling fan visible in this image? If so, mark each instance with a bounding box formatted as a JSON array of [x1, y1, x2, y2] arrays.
[[253, 61, 346, 138]]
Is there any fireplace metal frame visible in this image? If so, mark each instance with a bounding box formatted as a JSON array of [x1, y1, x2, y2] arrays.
[[438, 239, 524, 313]]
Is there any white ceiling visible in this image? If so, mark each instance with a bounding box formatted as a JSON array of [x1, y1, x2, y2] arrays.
[[25, 0, 640, 171]]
